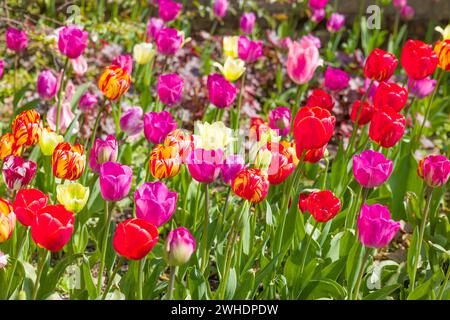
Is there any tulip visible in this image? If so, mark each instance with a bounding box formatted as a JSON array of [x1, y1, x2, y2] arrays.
[[364, 48, 398, 82], [164, 129, 194, 161], [207, 73, 237, 109], [369, 109, 405, 148], [249, 117, 270, 142], [393, 0, 407, 8], [120, 106, 144, 136], [373, 82, 408, 112], [324, 67, 350, 91], [99, 162, 133, 202], [164, 227, 196, 266], [12, 109, 42, 147], [149, 144, 182, 179], [71, 55, 88, 76], [147, 17, 164, 41], [113, 218, 159, 260], [133, 42, 155, 65], [112, 54, 133, 74], [357, 204, 400, 248], [408, 77, 437, 99], [238, 36, 263, 64], [0, 251, 8, 269], [298, 193, 310, 213], [311, 9, 325, 23], [434, 39, 450, 71], [215, 56, 246, 82], [0, 198, 15, 244], [187, 148, 223, 184], [240, 12, 256, 34], [135, 181, 178, 227], [6, 28, 27, 52], [286, 39, 321, 85], [58, 25, 88, 59], [193, 121, 233, 151], [293, 106, 336, 151], [47, 101, 75, 134], [0, 133, 22, 161], [157, 73, 184, 106], [98, 65, 131, 101], [296, 144, 326, 164], [0, 60, 4, 80], [306, 88, 334, 111], [353, 150, 393, 188], [306, 190, 341, 222], [265, 142, 295, 185], [56, 182, 89, 213], [79, 92, 98, 111], [52, 142, 86, 180], [158, 0, 182, 22], [269, 106, 291, 136], [350, 100, 375, 125], [326, 13, 346, 33], [232, 168, 269, 204], [400, 5, 415, 21], [37, 70, 59, 100], [401, 39, 438, 80], [89, 135, 119, 174], [221, 154, 245, 185], [417, 155, 450, 188], [2, 155, 36, 191], [309, 0, 327, 10], [156, 27, 183, 55], [435, 24, 450, 40], [31, 204, 74, 252], [13, 188, 48, 227], [223, 36, 239, 58], [144, 111, 178, 144], [213, 0, 228, 18]]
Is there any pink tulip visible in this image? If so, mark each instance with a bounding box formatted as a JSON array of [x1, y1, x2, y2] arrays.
[[156, 28, 183, 55], [300, 34, 321, 49], [112, 54, 133, 74], [238, 36, 263, 63], [47, 102, 75, 133], [89, 135, 118, 174], [2, 155, 36, 191], [418, 155, 450, 188], [326, 13, 346, 33], [37, 70, 59, 100], [400, 5, 414, 20], [134, 181, 178, 227], [357, 204, 400, 248], [120, 106, 144, 136], [164, 227, 196, 266], [308, 0, 328, 10], [147, 18, 165, 41], [0, 60, 4, 80], [311, 9, 325, 23], [213, 0, 228, 18], [269, 106, 291, 136], [158, 0, 182, 22], [286, 39, 321, 85], [6, 28, 27, 52], [324, 67, 350, 91], [79, 92, 98, 111], [144, 111, 178, 144], [393, 0, 407, 8], [207, 73, 237, 108], [240, 12, 256, 34], [221, 154, 245, 185], [58, 25, 88, 59], [157, 73, 184, 106], [408, 77, 437, 99], [353, 150, 393, 188], [71, 55, 88, 76], [99, 162, 133, 202], [187, 148, 223, 184]]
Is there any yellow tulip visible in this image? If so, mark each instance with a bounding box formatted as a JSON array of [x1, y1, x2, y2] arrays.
[[223, 36, 239, 58], [214, 56, 246, 82], [39, 129, 64, 156], [193, 121, 233, 151], [133, 42, 155, 65], [56, 182, 89, 213], [436, 24, 450, 40]]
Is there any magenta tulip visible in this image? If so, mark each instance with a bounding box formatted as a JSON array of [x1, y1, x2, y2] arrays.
[[58, 25, 88, 59], [157, 73, 184, 106], [0, 60, 4, 80], [353, 150, 393, 188], [238, 36, 263, 63], [147, 18, 164, 41], [308, 0, 328, 10], [221, 154, 245, 185], [269, 106, 291, 136], [156, 28, 183, 55], [418, 155, 450, 188], [311, 9, 325, 23], [37, 70, 59, 100], [326, 13, 346, 33], [187, 148, 223, 184], [120, 106, 144, 136], [213, 0, 228, 19], [164, 227, 196, 266], [207, 73, 237, 108], [79, 92, 98, 111], [240, 12, 256, 34], [89, 135, 118, 174], [408, 77, 437, 99], [112, 54, 133, 74], [2, 155, 36, 191], [300, 34, 321, 49], [99, 162, 133, 202], [144, 111, 178, 144], [324, 67, 350, 91], [158, 0, 182, 22], [6, 28, 27, 52]]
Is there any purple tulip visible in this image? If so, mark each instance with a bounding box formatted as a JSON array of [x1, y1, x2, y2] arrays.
[[308, 0, 328, 10], [0, 60, 4, 80], [187, 148, 223, 184], [311, 9, 326, 23], [400, 5, 414, 20], [120, 106, 144, 136], [79, 92, 98, 111], [213, 0, 228, 19], [269, 106, 291, 136], [89, 135, 119, 174], [240, 12, 256, 34], [2, 155, 36, 191], [353, 150, 393, 188], [58, 25, 88, 59], [408, 77, 437, 99], [326, 13, 346, 33], [158, 0, 182, 22], [147, 18, 164, 41], [418, 155, 450, 188], [112, 54, 133, 74], [238, 36, 263, 63], [157, 73, 184, 106], [135, 181, 178, 227], [357, 203, 400, 248], [99, 162, 133, 202], [164, 227, 196, 266], [144, 111, 178, 144], [156, 28, 183, 55], [207, 73, 237, 109], [324, 67, 350, 91], [37, 70, 59, 100], [6, 28, 27, 52], [221, 154, 245, 184]]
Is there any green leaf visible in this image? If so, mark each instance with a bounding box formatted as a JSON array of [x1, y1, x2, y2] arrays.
[[13, 84, 30, 109], [407, 269, 444, 300], [363, 284, 400, 300], [407, 226, 420, 284]]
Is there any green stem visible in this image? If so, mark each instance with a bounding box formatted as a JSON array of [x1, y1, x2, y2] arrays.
[[97, 201, 113, 295], [31, 249, 49, 300], [101, 257, 123, 300], [233, 71, 247, 136], [350, 187, 369, 230], [55, 57, 70, 134], [202, 183, 210, 272], [13, 55, 18, 108], [437, 263, 450, 300], [5, 228, 28, 299], [89, 100, 106, 153], [137, 258, 145, 300], [353, 248, 371, 300], [299, 221, 319, 276], [167, 265, 177, 300], [292, 83, 307, 120]]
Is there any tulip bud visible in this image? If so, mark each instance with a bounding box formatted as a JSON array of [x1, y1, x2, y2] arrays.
[[157, 73, 184, 106], [369, 109, 405, 148], [213, 0, 228, 19], [417, 155, 450, 188], [232, 168, 269, 203], [144, 111, 178, 144], [2, 155, 37, 191], [98, 65, 131, 101], [0, 60, 4, 80], [39, 128, 64, 156], [311, 8, 325, 23], [120, 106, 144, 136], [351, 100, 375, 125], [353, 150, 393, 188], [133, 42, 155, 65], [240, 12, 256, 34], [99, 162, 133, 202], [0, 198, 15, 244], [37, 70, 59, 100], [52, 142, 86, 180], [293, 107, 335, 151], [89, 135, 118, 174], [57, 182, 90, 213], [164, 227, 196, 266], [6, 27, 27, 52], [58, 25, 88, 59]]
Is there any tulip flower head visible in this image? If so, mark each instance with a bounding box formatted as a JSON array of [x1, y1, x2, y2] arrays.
[[232, 168, 269, 204], [221, 154, 246, 185], [311, 8, 325, 23], [435, 24, 450, 40], [0, 251, 8, 269], [369, 109, 405, 148], [357, 204, 400, 248], [89, 135, 119, 174], [373, 82, 408, 113], [353, 150, 393, 188], [98, 65, 131, 101], [207, 73, 237, 109], [263, 142, 296, 185], [434, 39, 450, 71], [157, 73, 184, 106], [37, 70, 59, 100], [147, 17, 165, 41], [79, 92, 98, 111], [324, 67, 350, 91], [164, 227, 196, 266], [13, 188, 48, 227], [0, 60, 4, 80], [350, 100, 375, 125], [298, 193, 310, 213], [187, 148, 224, 184], [364, 48, 398, 82], [120, 106, 144, 136], [326, 13, 346, 33], [306, 190, 341, 222], [287, 39, 321, 85], [58, 25, 88, 59], [99, 162, 133, 202], [156, 27, 184, 55], [223, 36, 239, 58], [193, 121, 233, 151], [306, 88, 335, 111], [269, 106, 291, 136], [144, 111, 178, 144], [240, 12, 256, 34], [133, 42, 155, 65], [408, 77, 437, 99], [149, 144, 182, 179], [215, 56, 246, 82], [238, 36, 263, 64], [47, 101, 75, 134], [164, 129, 194, 161], [135, 181, 178, 227], [0, 198, 15, 244], [417, 155, 450, 188], [57, 182, 90, 213], [401, 40, 438, 80], [6, 27, 27, 52], [112, 54, 133, 74], [12, 109, 43, 147], [213, 0, 228, 19], [158, 0, 182, 22], [309, 0, 327, 10], [52, 142, 85, 180], [2, 155, 36, 191]]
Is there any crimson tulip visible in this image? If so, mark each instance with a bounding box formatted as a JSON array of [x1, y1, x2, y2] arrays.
[[364, 48, 398, 82], [369, 109, 405, 148], [13, 188, 48, 227], [401, 39, 438, 80], [373, 82, 408, 113]]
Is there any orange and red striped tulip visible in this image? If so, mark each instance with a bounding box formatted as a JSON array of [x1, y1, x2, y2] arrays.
[[164, 129, 194, 161], [149, 144, 181, 179], [11, 109, 42, 147], [98, 65, 131, 101], [52, 142, 86, 180], [0, 133, 22, 160], [0, 198, 15, 244], [232, 168, 269, 204], [435, 39, 450, 71]]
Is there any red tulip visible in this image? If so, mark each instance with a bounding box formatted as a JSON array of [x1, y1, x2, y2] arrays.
[[369, 109, 406, 148], [306, 88, 335, 111], [401, 39, 438, 80], [264, 142, 295, 185], [373, 82, 408, 113], [298, 193, 310, 213], [306, 190, 341, 222], [297, 144, 327, 163], [31, 204, 74, 252], [13, 188, 48, 227], [364, 48, 398, 82], [350, 100, 375, 125], [113, 218, 159, 260], [293, 106, 335, 151]]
